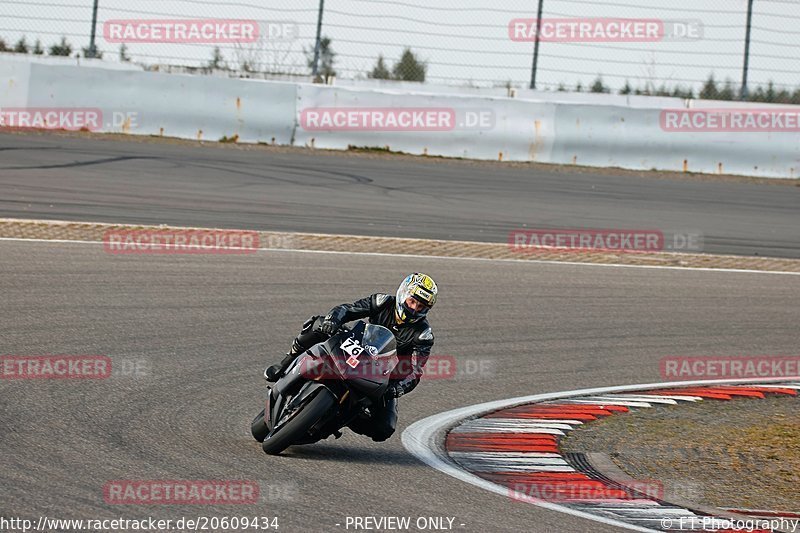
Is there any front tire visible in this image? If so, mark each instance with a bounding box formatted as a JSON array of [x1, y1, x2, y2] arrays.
[[261, 388, 336, 455], [251, 409, 269, 442]]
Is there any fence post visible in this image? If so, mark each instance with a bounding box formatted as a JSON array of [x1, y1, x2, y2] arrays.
[[311, 0, 326, 79], [529, 0, 545, 89], [740, 0, 754, 100], [86, 0, 100, 58]]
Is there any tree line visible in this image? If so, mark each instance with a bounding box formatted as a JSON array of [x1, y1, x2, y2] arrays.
[[581, 74, 800, 104], [0, 35, 132, 61]]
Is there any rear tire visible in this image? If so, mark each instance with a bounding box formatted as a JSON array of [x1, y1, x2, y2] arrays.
[[261, 388, 336, 455], [251, 409, 269, 442]]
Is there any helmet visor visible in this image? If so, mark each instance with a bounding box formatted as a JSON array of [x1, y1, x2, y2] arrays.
[[403, 295, 431, 313]]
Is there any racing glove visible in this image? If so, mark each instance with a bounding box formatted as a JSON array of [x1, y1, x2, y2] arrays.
[[319, 314, 341, 336]]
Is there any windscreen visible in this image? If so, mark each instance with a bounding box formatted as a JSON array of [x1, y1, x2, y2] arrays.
[[361, 324, 397, 358]]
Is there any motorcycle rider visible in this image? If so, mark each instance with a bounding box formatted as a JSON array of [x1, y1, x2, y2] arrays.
[[265, 273, 438, 442]]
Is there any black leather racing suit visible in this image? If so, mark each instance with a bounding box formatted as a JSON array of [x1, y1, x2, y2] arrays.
[[290, 293, 434, 441]]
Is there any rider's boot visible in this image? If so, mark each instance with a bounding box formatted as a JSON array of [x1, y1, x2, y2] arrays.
[[264, 340, 305, 381]]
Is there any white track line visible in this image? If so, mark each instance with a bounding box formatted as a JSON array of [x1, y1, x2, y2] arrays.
[[588, 395, 679, 405], [453, 419, 576, 432], [563, 399, 655, 408], [401, 377, 800, 533], [614, 394, 703, 402], [1, 237, 799, 276]]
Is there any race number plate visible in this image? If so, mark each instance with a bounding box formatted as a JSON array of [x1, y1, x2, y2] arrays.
[[341, 337, 364, 368]]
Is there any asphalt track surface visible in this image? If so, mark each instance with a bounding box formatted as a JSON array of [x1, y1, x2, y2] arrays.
[[1, 132, 799, 258], [2, 240, 799, 532]]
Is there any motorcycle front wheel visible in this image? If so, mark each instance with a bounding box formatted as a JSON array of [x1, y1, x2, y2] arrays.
[[261, 388, 336, 455], [251, 409, 269, 442]]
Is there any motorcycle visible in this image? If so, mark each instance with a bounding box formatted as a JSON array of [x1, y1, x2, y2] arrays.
[[251, 320, 398, 455]]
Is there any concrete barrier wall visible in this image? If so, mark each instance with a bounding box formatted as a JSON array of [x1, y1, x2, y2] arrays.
[[1, 57, 798, 178], [0, 58, 31, 107], [3, 57, 296, 145], [295, 84, 556, 162], [551, 103, 800, 177]]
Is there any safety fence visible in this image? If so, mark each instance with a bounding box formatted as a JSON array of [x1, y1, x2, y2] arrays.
[[1, 0, 799, 99], [1, 55, 798, 179]]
